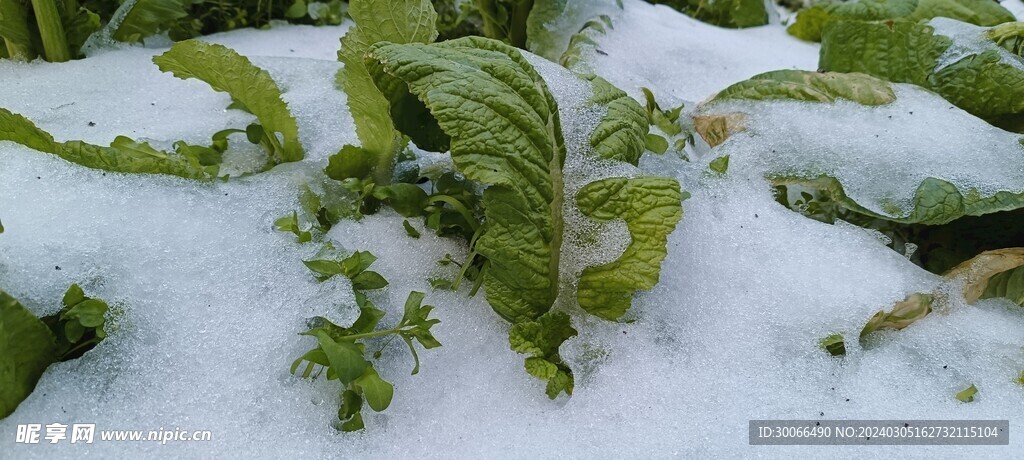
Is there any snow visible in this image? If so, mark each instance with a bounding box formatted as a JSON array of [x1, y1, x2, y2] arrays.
[[930, 17, 1024, 73], [580, 1, 820, 105], [699, 84, 1024, 217], [3, 4, 1024, 460]]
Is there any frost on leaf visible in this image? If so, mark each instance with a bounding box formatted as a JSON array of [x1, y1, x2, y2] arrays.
[[368, 37, 566, 323], [576, 177, 683, 321], [509, 311, 578, 399], [944, 248, 1024, 305], [820, 19, 1024, 131]]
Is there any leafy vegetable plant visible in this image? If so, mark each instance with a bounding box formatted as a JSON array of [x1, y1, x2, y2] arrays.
[[819, 18, 1024, 131], [292, 247, 440, 430], [787, 0, 1014, 42], [0, 107, 221, 179], [154, 40, 305, 165], [1, 284, 110, 419]]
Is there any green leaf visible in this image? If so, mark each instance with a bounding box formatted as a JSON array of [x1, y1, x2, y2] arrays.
[[336, 0, 437, 183], [775, 175, 1024, 226], [355, 367, 394, 412], [587, 75, 649, 165], [285, 0, 308, 18], [351, 271, 389, 290], [525, 0, 621, 62], [709, 69, 897, 106], [62, 299, 108, 329], [341, 251, 377, 278], [112, 0, 189, 43], [709, 155, 729, 174], [245, 123, 265, 145], [787, 0, 1013, 42], [0, 0, 36, 60], [819, 19, 1024, 128], [62, 284, 86, 308], [576, 177, 684, 321], [62, 7, 101, 58], [508, 311, 577, 398], [153, 40, 304, 163], [820, 20, 949, 88], [644, 134, 668, 155], [369, 37, 566, 323], [314, 331, 368, 385], [559, 14, 613, 69], [338, 388, 363, 423], [340, 412, 365, 431], [326, 145, 376, 181], [982, 265, 1024, 306], [403, 219, 421, 238], [956, 384, 978, 402], [0, 290, 58, 419], [650, 0, 768, 29], [349, 301, 386, 334], [820, 333, 846, 357], [372, 183, 429, 217], [303, 259, 344, 277]]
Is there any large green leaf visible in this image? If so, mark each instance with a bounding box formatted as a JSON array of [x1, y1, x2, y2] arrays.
[[788, 0, 1014, 42], [648, 0, 768, 29], [586, 75, 649, 165], [576, 177, 683, 320], [153, 40, 304, 163], [333, 0, 437, 183], [369, 37, 566, 323], [710, 69, 897, 105], [112, 0, 190, 43], [819, 20, 950, 88], [0, 108, 216, 179], [0, 291, 58, 419], [820, 19, 1024, 130]]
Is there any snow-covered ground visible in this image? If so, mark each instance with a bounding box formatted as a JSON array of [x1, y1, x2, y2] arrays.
[[2, 1, 1024, 458]]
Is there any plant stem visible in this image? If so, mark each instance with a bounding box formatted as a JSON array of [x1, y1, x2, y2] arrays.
[[508, 0, 533, 49], [338, 327, 400, 341], [31, 0, 71, 62]]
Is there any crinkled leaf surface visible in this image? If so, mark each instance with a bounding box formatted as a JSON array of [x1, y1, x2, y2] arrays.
[[113, 0, 190, 43], [820, 19, 1024, 128], [860, 292, 933, 339], [788, 0, 1013, 42], [649, 0, 768, 29], [334, 0, 437, 182], [586, 75, 649, 165], [0, 108, 214, 179], [369, 37, 566, 323], [0, 291, 58, 419], [709, 70, 897, 106], [153, 40, 304, 163], [576, 177, 683, 320], [509, 311, 577, 398]]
